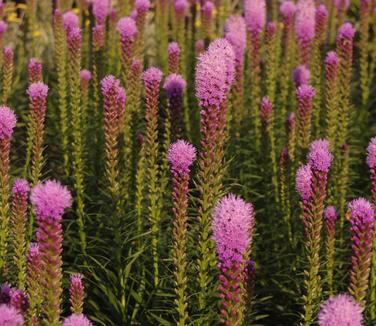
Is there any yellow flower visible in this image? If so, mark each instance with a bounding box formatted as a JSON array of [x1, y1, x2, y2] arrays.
[[16, 4, 27, 10], [73, 8, 80, 15], [7, 13, 21, 24], [32, 30, 42, 37]]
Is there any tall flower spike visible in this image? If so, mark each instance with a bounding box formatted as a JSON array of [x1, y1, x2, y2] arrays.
[[324, 206, 337, 294], [31, 180, 72, 325], [2, 47, 13, 105], [92, 0, 110, 24], [168, 140, 196, 325], [286, 112, 297, 162], [164, 74, 186, 140], [11, 179, 30, 290], [28, 58, 42, 84], [63, 10, 79, 33], [318, 294, 363, 326], [295, 0, 315, 65], [0, 304, 24, 326], [201, 1, 214, 41], [213, 194, 255, 325], [62, 314, 93, 326], [244, 0, 266, 36], [0, 106, 16, 273], [348, 198, 374, 306], [315, 4, 328, 43], [334, 0, 350, 28], [296, 164, 312, 203], [168, 42, 181, 74], [70, 274, 85, 314], [293, 65, 310, 88], [27, 243, 42, 325], [296, 84, 315, 149], [264, 22, 279, 103], [134, 0, 150, 58], [143, 67, 163, 287]]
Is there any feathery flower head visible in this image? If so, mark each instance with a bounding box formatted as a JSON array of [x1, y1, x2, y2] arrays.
[[308, 139, 332, 173], [163, 74, 186, 98], [80, 69, 92, 82], [0, 304, 24, 326], [101, 75, 126, 117], [116, 17, 138, 39], [28, 58, 42, 76], [224, 15, 246, 64], [295, 0, 316, 42], [212, 194, 255, 267], [337, 22, 356, 41], [0, 20, 7, 36], [348, 198, 374, 225], [4, 47, 13, 61], [266, 22, 277, 38], [333, 0, 350, 10], [68, 27, 82, 48], [12, 179, 30, 196], [280, 1, 296, 19], [27, 82, 48, 100], [63, 11, 79, 31], [62, 314, 93, 326], [0, 106, 16, 140], [168, 42, 180, 56], [195, 39, 205, 54], [296, 84, 315, 100], [324, 206, 338, 223], [244, 0, 266, 34], [367, 137, 376, 168], [135, 0, 150, 13], [325, 51, 339, 67], [260, 97, 272, 122], [293, 65, 310, 87], [316, 4, 328, 27], [286, 112, 296, 128], [92, 24, 105, 50], [28, 242, 39, 259], [0, 284, 11, 304], [202, 1, 214, 18], [70, 274, 83, 290], [318, 294, 363, 326], [10, 289, 28, 313], [92, 0, 110, 24], [30, 180, 72, 221], [168, 140, 197, 175], [175, 0, 189, 17], [143, 67, 163, 87], [296, 164, 312, 201]]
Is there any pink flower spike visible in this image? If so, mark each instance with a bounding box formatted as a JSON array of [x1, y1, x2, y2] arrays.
[[0, 304, 24, 326], [318, 294, 363, 326], [175, 0, 189, 17], [168, 140, 196, 175], [224, 15, 246, 65], [27, 82, 49, 101], [92, 0, 110, 24], [63, 11, 79, 32], [307, 139, 333, 173], [324, 206, 337, 223], [116, 17, 138, 39], [244, 0, 266, 35], [0, 106, 16, 140], [280, 1, 296, 20], [367, 136, 376, 169], [163, 74, 186, 98], [293, 65, 310, 87], [28, 58, 42, 84], [333, 0, 350, 10], [12, 179, 30, 196], [296, 164, 312, 201], [62, 314, 93, 326], [135, 0, 150, 13], [295, 0, 316, 42], [80, 69, 92, 82], [337, 22, 356, 41], [260, 96, 272, 122], [202, 1, 214, 20], [0, 20, 7, 37], [143, 67, 163, 85]]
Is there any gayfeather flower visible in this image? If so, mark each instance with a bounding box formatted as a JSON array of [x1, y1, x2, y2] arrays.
[[348, 198, 374, 306], [168, 140, 196, 325], [296, 164, 312, 203], [92, 0, 110, 24], [28, 58, 42, 84], [318, 294, 363, 326], [324, 206, 337, 294], [334, 0, 350, 28], [168, 42, 181, 74], [244, 0, 266, 35], [308, 139, 333, 173], [174, 0, 188, 20], [195, 39, 205, 55], [315, 4, 328, 42], [80, 70, 91, 89], [295, 0, 315, 65], [0, 20, 7, 38], [2, 47, 13, 104], [11, 179, 30, 290], [296, 84, 315, 149], [0, 284, 11, 304], [164, 74, 186, 140], [134, 0, 150, 57], [92, 24, 105, 51], [213, 194, 255, 325], [0, 106, 16, 273], [70, 274, 85, 314], [63, 11, 79, 32], [31, 180, 72, 325], [333, 0, 350, 10], [201, 1, 214, 40], [62, 314, 93, 326], [293, 65, 310, 88], [280, 1, 296, 22], [10, 289, 28, 313], [0, 304, 24, 326]]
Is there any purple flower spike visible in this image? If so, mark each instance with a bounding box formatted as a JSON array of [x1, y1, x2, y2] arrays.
[[348, 198, 374, 225], [63, 11, 79, 32], [168, 42, 181, 73], [337, 22, 356, 41], [143, 67, 163, 85], [10, 289, 29, 313], [62, 314, 93, 326], [0, 107, 16, 140], [0, 304, 24, 326], [367, 137, 376, 169], [28, 58, 42, 84], [224, 15, 246, 65], [293, 65, 310, 87], [296, 164, 312, 202], [295, 0, 316, 42], [333, 0, 350, 10], [168, 140, 196, 176], [308, 139, 333, 173], [0, 20, 7, 37], [163, 74, 186, 98], [135, 0, 151, 13], [280, 1, 296, 19], [318, 294, 363, 326], [244, 0, 266, 35], [12, 179, 30, 196], [212, 194, 255, 267], [31, 180, 72, 221], [116, 17, 138, 39], [325, 51, 339, 68], [202, 1, 214, 19], [175, 0, 189, 18], [315, 4, 328, 34], [70, 274, 85, 314], [260, 96, 272, 122], [80, 69, 92, 82], [27, 82, 49, 101], [0, 284, 11, 304], [92, 0, 110, 24], [324, 206, 337, 223]]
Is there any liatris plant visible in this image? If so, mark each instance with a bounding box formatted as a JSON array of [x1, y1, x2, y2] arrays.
[[293, 65, 310, 88], [2, 47, 13, 105], [63, 10, 79, 34], [334, 0, 349, 31], [117, 17, 138, 90], [168, 42, 181, 74], [323, 206, 337, 294], [69, 274, 85, 314], [297, 139, 333, 325], [195, 39, 235, 313], [244, 0, 266, 150], [367, 136, 376, 318], [295, 0, 315, 66], [134, 0, 151, 59], [80, 69, 91, 139], [296, 84, 315, 151], [28, 58, 42, 85], [164, 74, 186, 140], [0, 304, 24, 325], [143, 67, 163, 287], [318, 294, 363, 326], [0, 21, 7, 69], [264, 22, 279, 104], [92, 0, 110, 25], [212, 194, 255, 325], [168, 140, 196, 326], [347, 198, 374, 307], [224, 15, 246, 135], [336, 22, 355, 149], [26, 243, 42, 325], [201, 1, 214, 44], [10, 179, 29, 290], [62, 314, 93, 326], [30, 180, 72, 325], [286, 112, 297, 163], [0, 106, 16, 274], [324, 51, 339, 150]]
